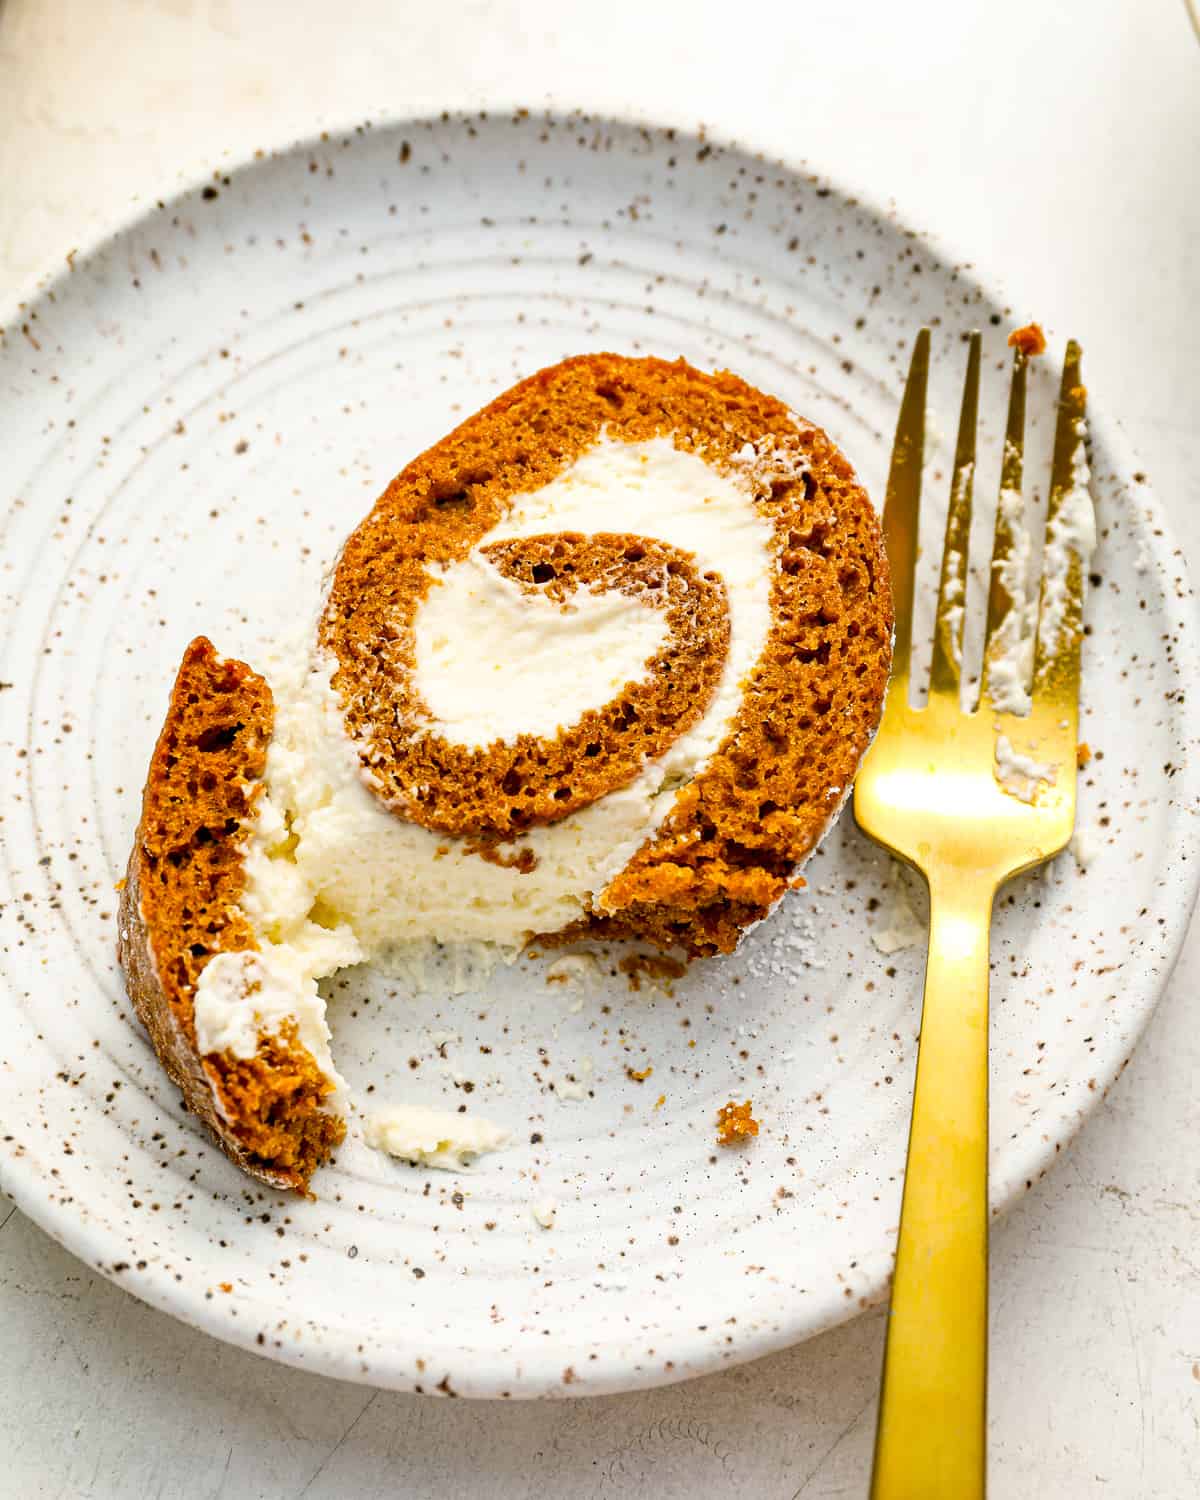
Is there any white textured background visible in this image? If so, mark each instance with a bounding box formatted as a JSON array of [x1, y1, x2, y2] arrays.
[[1, 1, 1197, 1495]]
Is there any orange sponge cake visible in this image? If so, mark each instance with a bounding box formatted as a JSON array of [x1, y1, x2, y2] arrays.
[[118, 640, 343, 1190], [118, 354, 892, 1190]]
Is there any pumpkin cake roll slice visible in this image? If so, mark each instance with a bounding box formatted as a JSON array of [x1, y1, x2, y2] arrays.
[[119, 354, 892, 1190]]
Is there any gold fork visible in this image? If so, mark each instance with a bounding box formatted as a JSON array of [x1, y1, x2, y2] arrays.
[[855, 328, 1088, 1499]]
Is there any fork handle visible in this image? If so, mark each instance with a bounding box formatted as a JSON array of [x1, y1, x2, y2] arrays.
[[870, 877, 994, 1500]]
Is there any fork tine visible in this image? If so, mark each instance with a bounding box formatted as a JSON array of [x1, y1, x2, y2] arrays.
[[1032, 342, 1089, 711], [980, 349, 1033, 715], [883, 328, 930, 689], [929, 332, 981, 699]]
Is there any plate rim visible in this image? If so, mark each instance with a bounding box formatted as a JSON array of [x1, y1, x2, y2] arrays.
[[2, 104, 1199, 1398]]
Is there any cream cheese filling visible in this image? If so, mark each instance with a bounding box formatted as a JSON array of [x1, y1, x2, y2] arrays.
[[1036, 422, 1095, 661], [362, 1104, 512, 1169], [413, 552, 669, 748], [193, 946, 352, 1095], [986, 422, 1095, 715]]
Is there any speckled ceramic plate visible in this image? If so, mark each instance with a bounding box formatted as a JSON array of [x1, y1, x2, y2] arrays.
[[2, 111, 1197, 1398]]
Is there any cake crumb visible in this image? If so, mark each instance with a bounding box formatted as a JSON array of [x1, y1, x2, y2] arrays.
[[654, 1093, 666, 1110], [870, 863, 925, 955], [552, 1055, 593, 1103], [1008, 322, 1047, 357], [618, 953, 687, 993], [1069, 823, 1101, 871], [532, 1198, 557, 1229], [544, 953, 602, 986], [1076, 742, 1092, 768], [716, 1099, 759, 1146], [994, 733, 1056, 804], [626, 1065, 654, 1083]]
